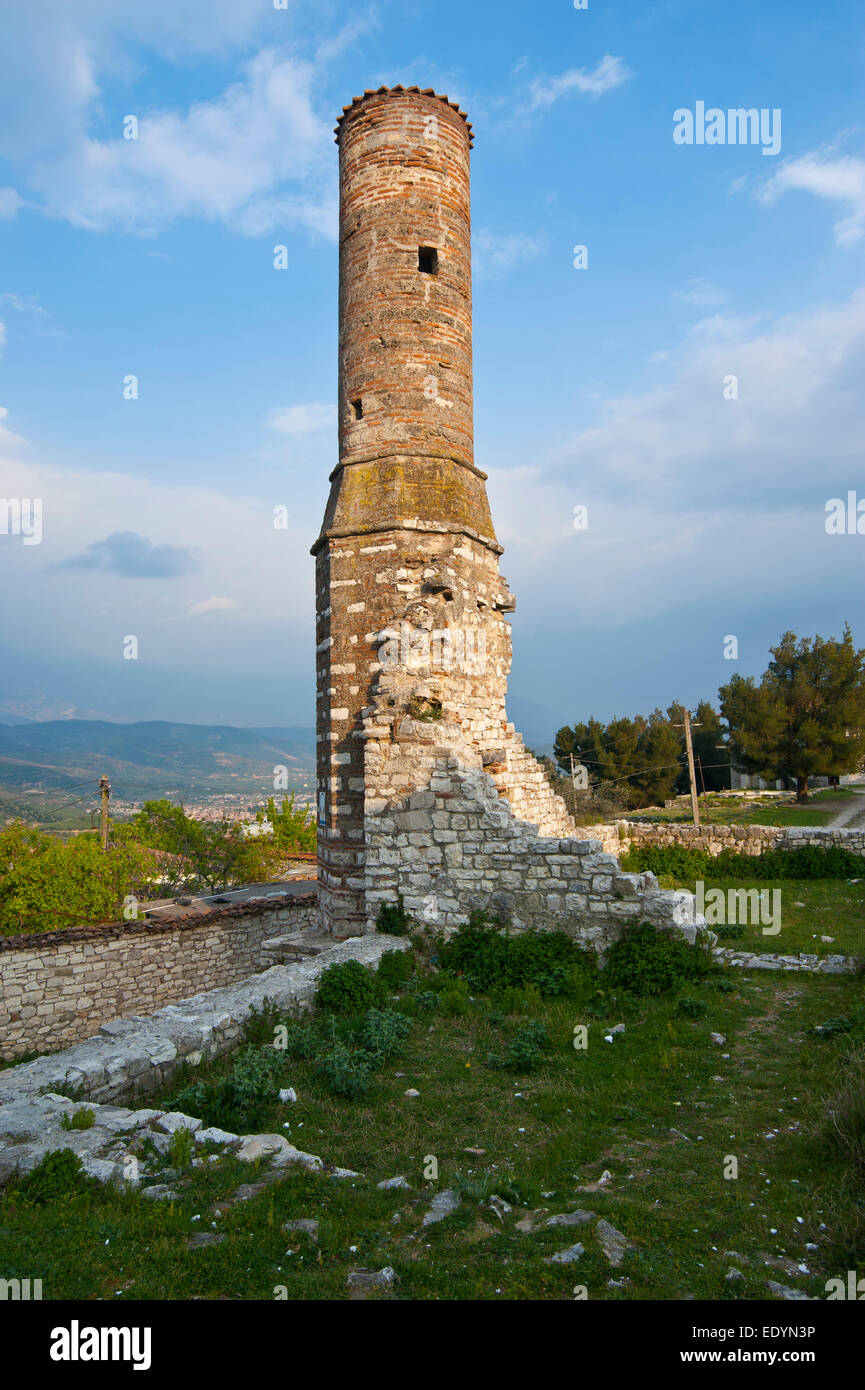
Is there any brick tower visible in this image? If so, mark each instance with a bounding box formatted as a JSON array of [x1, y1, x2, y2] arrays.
[[313, 87, 576, 939]]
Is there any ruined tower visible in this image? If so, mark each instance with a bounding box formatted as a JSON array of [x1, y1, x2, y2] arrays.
[[312, 86, 578, 939]]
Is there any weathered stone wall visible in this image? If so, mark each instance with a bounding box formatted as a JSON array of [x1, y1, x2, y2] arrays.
[[570, 821, 865, 859], [0, 894, 316, 1060], [0, 933, 411, 1184], [363, 735, 696, 951]]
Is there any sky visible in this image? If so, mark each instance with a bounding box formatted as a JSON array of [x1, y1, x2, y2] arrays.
[[0, 0, 863, 745]]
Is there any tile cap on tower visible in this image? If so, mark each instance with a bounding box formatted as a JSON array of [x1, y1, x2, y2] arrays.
[[334, 85, 474, 146]]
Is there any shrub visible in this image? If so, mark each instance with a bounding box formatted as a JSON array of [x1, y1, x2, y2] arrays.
[[274, 1020, 320, 1060], [242, 999, 286, 1048], [174, 1044, 287, 1133], [536, 967, 572, 997], [584, 989, 614, 1018], [377, 948, 414, 992], [677, 997, 708, 1020], [316, 959, 385, 1015], [315, 1042, 372, 1099], [17, 1149, 89, 1203], [411, 990, 440, 1013], [376, 895, 412, 936], [715, 922, 747, 940], [489, 1020, 551, 1073], [437, 978, 472, 1016], [505, 1021, 550, 1072], [812, 1017, 855, 1039], [60, 1108, 95, 1131], [355, 1008, 412, 1065], [620, 843, 865, 883], [0, 822, 155, 936], [437, 923, 596, 994], [620, 845, 713, 881], [604, 922, 711, 997], [169, 1127, 195, 1170]]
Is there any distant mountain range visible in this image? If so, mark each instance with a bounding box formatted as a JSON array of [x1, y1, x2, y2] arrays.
[[0, 720, 316, 804]]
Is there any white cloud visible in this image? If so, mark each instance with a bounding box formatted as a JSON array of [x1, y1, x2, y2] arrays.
[[0, 416, 314, 677], [544, 290, 865, 499], [0, 5, 340, 236], [314, 10, 379, 64], [0, 189, 23, 219], [473, 231, 544, 281], [759, 149, 865, 246], [267, 402, 336, 436], [482, 287, 865, 632], [26, 50, 334, 236], [188, 596, 240, 616], [0, 405, 25, 451], [527, 55, 631, 110], [673, 278, 728, 308], [1, 293, 47, 315]]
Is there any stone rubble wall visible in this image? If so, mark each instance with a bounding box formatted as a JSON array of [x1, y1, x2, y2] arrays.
[[0, 893, 317, 1060], [712, 947, 855, 975], [495, 726, 577, 839], [0, 933, 410, 1185], [363, 741, 699, 952], [568, 820, 865, 859]]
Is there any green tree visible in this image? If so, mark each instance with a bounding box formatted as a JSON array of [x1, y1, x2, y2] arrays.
[[132, 799, 278, 891], [555, 718, 616, 784], [631, 711, 682, 807], [719, 626, 865, 800], [0, 823, 154, 935], [258, 794, 316, 853], [556, 712, 685, 810], [667, 700, 731, 794], [690, 700, 731, 793]]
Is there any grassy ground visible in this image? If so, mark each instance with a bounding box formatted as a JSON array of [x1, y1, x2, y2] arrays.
[[627, 789, 859, 828], [653, 877, 865, 958], [2, 930, 864, 1301]]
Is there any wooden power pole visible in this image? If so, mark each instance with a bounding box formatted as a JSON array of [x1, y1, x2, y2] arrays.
[[674, 709, 701, 827], [99, 776, 111, 850]]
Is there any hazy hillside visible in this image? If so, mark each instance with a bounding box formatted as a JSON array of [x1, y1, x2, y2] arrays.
[[0, 720, 316, 825]]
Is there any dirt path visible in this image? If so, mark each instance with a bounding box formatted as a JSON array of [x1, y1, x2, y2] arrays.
[[828, 788, 865, 830]]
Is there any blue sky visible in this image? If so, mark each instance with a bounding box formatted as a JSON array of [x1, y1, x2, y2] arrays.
[[0, 0, 863, 744]]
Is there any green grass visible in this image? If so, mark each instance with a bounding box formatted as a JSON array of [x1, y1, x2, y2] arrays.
[[2, 945, 864, 1300], [627, 788, 859, 828], [654, 877, 865, 958]]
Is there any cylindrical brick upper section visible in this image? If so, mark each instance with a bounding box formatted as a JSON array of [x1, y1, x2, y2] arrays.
[[337, 88, 474, 472]]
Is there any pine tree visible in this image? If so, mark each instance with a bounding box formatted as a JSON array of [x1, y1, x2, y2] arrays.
[[719, 626, 865, 800]]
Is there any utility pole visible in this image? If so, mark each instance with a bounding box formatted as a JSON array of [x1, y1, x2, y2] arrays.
[[674, 709, 701, 826], [696, 754, 711, 824], [99, 776, 111, 851]]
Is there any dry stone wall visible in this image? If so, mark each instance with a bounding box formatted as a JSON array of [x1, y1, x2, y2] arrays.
[[0, 933, 410, 1185], [363, 729, 699, 950], [0, 893, 317, 1060], [571, 821, 865, 859]]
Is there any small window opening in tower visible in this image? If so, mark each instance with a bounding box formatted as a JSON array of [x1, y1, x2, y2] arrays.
[[418, 246, 439, 275], [351, 398, 363, 420]]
